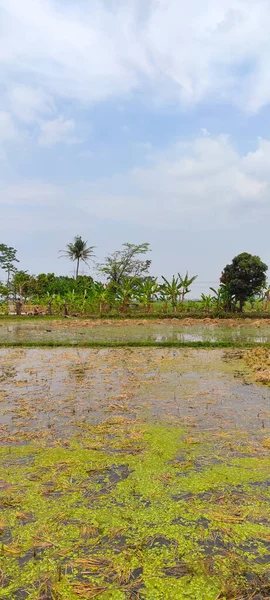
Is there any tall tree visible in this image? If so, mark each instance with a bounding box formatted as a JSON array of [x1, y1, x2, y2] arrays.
[[0, 244, 19, 301], [99, 243, 151, 286], [221, 252, 268, 312], [60, 236, 96, 279], [0, 244, 19, 287], [11, 271, 34, 303]]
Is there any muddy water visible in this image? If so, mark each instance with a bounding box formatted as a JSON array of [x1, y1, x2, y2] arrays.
[[0, 347, 269, 443], [1, 318, 270, 343]]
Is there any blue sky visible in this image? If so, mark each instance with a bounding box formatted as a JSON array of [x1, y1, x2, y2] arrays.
[[1, 0, 270, 295]]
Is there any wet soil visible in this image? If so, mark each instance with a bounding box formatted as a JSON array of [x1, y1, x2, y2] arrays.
[[0, 347, 269, 600]]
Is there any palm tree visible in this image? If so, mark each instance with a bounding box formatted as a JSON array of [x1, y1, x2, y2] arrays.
[[60, 236, 96, 279]]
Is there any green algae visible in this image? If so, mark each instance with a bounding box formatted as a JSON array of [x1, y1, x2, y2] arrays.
[[0, 422, 270, 600], [0, 347, 270, 599]]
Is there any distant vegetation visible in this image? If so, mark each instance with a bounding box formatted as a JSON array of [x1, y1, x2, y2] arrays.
[[0, 239, 269, 316]]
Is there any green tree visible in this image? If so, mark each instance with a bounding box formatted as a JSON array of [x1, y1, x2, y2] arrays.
[[12, 271, 34, 302], [178, 272, 198, 302], [99, 243, 151, 286], [60, 236, 96, 279], [0, 282, 8, 301], [221, 252, 268, 312], [0, 244, 19, 289]]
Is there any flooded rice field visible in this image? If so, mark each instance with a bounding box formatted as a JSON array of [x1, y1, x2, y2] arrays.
[[1, 317, 270, 344], [0, 346, 270, 599], [0, 347, 269, 441]]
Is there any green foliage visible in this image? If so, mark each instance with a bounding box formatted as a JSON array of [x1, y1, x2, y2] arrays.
[[160, 275, 182, 311], [221, 252, 268, 311], [0, 243, 19, 273], [138, 277, 159, 312], [99, 242, 151, 285], [209, 283, 232, 312], [1, 240, 270, 317], [200, 294, 213, 312], [11, 270, 35, 301], [60, 235, 96, 279], [0, 283, 8, 300], [0, 243, 19, 290], [31, 273, 94, 298], [115, 277, 139, 312], [178, 272, 198, 302]]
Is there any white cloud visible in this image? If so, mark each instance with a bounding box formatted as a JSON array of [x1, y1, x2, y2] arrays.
[[0, 182, 63, 205], [2, 133, 269, 228], [2, 131, 270, 283], [0, 111, 18, 158], [200, 128, 210, 137], [0, 111, 17, 142], [1, 0, 270, 112], [38, 116, 76, 146], [79, 150, 93, 159], [79, 133, 270, 226], [242, 138, 270, 178], [9, 85, 54, 123]]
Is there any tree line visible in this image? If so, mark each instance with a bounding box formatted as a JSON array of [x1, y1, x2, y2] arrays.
[[0, 237, 268, 315]]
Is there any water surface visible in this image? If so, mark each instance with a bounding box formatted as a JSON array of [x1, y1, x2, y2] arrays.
[[1, 318, 270, 344]]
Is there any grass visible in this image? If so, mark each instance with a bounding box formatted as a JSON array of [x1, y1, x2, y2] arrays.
[[0, 340, 270, 349], [1, 312, 270, 320]]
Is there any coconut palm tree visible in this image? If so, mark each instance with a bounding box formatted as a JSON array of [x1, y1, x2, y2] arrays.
[[60, 236, 96, 279]]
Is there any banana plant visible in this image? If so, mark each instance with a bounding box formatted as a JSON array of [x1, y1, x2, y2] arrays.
[[201, 293, 213, 313], [65, 289, 76, 313], [51, 293, 64, 315], [80, 289, 88, 315], [90, 282, 109, 313], [138, 277, 159, 312], [161, 276, 182, 312], [209, 287, 223, 311], [210, 283, 232, 312], [115, 278, 138, 313], [46, 291, 56, 315], [178, 272, 198, 303], [264, 287, 270, 312]]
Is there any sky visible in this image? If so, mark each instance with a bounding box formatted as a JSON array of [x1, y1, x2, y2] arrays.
[[1, 0, 270, 295]]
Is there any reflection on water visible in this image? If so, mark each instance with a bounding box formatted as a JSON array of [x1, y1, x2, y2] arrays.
[[177, 333, 204, 342], [0, 347, 269, 440], [0, 320, 270, 344]]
